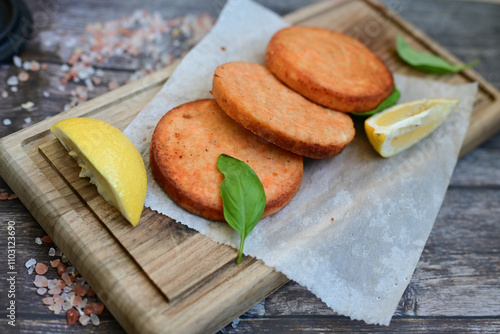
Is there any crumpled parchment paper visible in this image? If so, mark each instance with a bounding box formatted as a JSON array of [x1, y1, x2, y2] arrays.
[[124, 0, 478, 325]]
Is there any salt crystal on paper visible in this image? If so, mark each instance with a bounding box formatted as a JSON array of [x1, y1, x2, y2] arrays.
[[3, 119, 12, 126], [90, 314, 100, 326], [27, 265, 35, 275], [25, 258, 37, 268], [35, 237, 42, 245], [48, 247, 56, 256], [7, 76, 18, 86]]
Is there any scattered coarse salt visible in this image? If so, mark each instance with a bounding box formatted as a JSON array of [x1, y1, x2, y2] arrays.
[[108, 80, 119, 90], [63, 300, 73, 311], [1, 91, 7, 98], [54, 303, 62, 315], [62, 272, 72, 286], [67, 308, 79, 326], [57, 262, 66, 275], [54, 294, 64, 305], [90, 314, 100, 326], [35, 263, 49, 275], [41, 235, 52, 243], [55, 248, 63, 256], [47, 279, 57, 289], [37, 288, 47, 295], [23, 61, 31, 71], [48, 247, 56, 256], [79, 298, 88, 310], [34, 275, 48, 288], [10, 86, 18, 93], [64, 286, 73, 293], [28, 265, 35, 275], [21, 101, 35, 110], [25, 258, 37, 268], [231, 317, 241, 328], [48, 287, 62, 295], [30, 61, 41, 71], [24, 117, 32, 124], [18, 71, 29, 82], [74, 284, 86, 296], [35, 237, 42, 245], [73, 295, 82, 306], [13, 55, 22, 67], [66, 266, 76, 274], [3, 119, 12, 126], [79, 314, 91, 326], [42, 297, 54, 305], [43, 91, 50, 97], [83, 302, 104, 315], [50, 259, 60, 267], [61, 64, 70, 72], [7, 76, 18, 86]]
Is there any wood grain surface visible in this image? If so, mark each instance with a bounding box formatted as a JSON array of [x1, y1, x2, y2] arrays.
[[0, 0, 499, 333]]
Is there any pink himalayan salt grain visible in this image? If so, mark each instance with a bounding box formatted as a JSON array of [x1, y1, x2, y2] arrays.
[[53, 294, 64, 306], [56, 279, 66, 290], [79, 314, 91, 326], [67, 308, 79, 326], [86, 287, 95, 297], [35, 263, 48, 275], [37, 288, 47, 295], [83, 302, 104, 315], [73, 295, 82, 306], [34, 275, 48, 288], [48, 287, 61, 295], [74, 284, 86, 297], [54, 303, 62, 315], [57, 262, 66, 276], [0, 193, 8, 200], [18, 71, 29, 82], [108, 81, 119, 90], [50, 259, 60, 267], [7, 193, 17, 200], [41, 235, 52, 243], [61, 272, 72, 286], [42, 297, 53, 305]]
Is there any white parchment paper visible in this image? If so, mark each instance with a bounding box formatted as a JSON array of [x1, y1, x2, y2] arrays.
[[125, 0, 478, 325]]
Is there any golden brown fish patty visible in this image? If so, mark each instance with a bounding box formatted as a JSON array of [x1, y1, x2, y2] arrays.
[[211, 62, 355, 159], [266, 26, 394, 113], [150, 99, 303, 221]]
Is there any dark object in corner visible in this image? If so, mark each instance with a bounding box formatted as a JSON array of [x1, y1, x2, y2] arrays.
[[0, 0, 33, 63]]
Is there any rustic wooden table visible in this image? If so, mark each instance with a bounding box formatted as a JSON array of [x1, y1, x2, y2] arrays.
[[1, 0, 499, 333]]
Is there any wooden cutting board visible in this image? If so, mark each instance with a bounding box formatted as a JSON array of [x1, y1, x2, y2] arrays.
[[1, 0, 499, 333]]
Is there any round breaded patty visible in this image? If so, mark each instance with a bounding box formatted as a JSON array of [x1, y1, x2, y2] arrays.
[[150, 99, 303, 221], [266, 26, 394, 113], [211, 62, 355, 159]]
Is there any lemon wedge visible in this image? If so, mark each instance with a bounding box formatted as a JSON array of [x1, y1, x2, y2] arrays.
[[50, 118, 147, 226], [365, 98, 459, 157]]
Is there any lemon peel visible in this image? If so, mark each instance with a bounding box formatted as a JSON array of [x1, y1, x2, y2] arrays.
[[50, 118, 147, 226], [365, 98, 459, 158]]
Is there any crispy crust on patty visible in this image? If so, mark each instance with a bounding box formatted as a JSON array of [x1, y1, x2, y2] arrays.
[[211, 62, 355, 159], [150, 99, 303, 221], [266, 26, 394, 113]]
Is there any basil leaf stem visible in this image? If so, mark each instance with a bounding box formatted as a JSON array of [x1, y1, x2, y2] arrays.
[[396, 35, 479, 74], [352, 87, 401, 117], [217, 154, 266, 264]]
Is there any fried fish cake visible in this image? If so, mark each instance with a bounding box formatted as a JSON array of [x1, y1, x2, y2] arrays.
[[150, 99, 303, 221], [266, 26, 394, 113], [211, 62, 355, 159]]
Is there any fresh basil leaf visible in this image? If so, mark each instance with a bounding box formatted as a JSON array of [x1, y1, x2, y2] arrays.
[[396, 35, 479, 74], [217, 154, 266, 264], [352, 87, 401, 117]]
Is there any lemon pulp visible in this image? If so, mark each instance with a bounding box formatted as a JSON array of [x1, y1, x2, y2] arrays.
[[50, 118, 147, 226], [365, 98, 459, 157]]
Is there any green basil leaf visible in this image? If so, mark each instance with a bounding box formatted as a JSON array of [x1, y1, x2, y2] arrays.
[[396, 35, 479, 74], [217, 154, 266, 264], [352, 87, 401, 117]]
